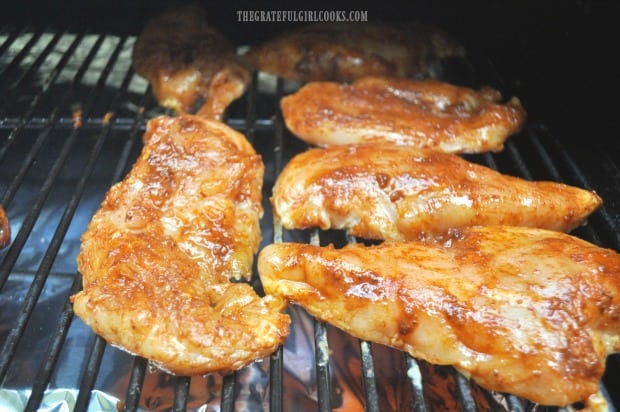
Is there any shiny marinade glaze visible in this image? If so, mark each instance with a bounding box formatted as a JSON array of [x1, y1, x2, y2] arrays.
[[272, 144, 602, 241]]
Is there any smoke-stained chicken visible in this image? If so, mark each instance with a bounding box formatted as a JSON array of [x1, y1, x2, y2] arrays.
[[72, 115, 290, 375], [272, 144, 601, 240], [132, 4, 250, 120], [281, 76, 526, 153], [257, 226, 620, 407], [243, 22, 465, 82]]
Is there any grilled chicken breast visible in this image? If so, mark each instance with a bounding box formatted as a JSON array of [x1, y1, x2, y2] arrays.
[[272, 144, 602, 240], [257, 226, 620, 407], [243, 22, 465, 82], [132, 4, 250, 120], [72, 115, 290, 375], [281, 76, 526, 153]]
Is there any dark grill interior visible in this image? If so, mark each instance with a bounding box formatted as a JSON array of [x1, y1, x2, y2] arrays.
[[1, 2, 619, 411]]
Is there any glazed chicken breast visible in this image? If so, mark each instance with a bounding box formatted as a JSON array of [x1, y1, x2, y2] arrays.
[[243, 22, 465, 82], [72, 115, 290, 375], [272, 144, 602, 240], [257, 226, 620, 407], [281, 76, 526, 153], [132, 4, 250, 120]]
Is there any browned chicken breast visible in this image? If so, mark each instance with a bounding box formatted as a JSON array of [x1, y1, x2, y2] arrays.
[[272, 144, 602, 240], [0, 204, 10, 249], [132, 4, 250, 119], [72, 115, 290, 375], [258, 226, 620, 407], [243, 22, 465, 82], [281, 76, 526, 152]]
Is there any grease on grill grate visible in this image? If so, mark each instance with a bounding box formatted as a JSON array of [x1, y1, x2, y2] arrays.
[[0, 29, 619, 412]]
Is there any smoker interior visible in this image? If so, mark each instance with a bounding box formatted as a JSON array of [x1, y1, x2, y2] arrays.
[[1, 2, 619, 411]]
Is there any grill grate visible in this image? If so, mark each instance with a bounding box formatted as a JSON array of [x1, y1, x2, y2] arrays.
[[0, 27, 619, 412]]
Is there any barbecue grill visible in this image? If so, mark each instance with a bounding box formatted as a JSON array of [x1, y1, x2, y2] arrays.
[[1, 1, 619, 411]]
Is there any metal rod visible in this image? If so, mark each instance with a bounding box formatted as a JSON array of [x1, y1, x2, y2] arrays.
[[273, 77, 286, 178], [0, 28, 46, 82], [314, 319, 332, 412], [505, 395, 526, 412], [454, 372, 477, 412], [308, 230, 333, 412], [244, 70, 258, 142], [264, 75, 289, 412], [171, 376, 191, 412], [0, 35, 130, 382], [532, 127, 619, 248], [3, 30, 65, 96], [123, 357, 148, 412], [0, 34, 110, 290], [22, 275, 82, 412], [73, 336, 107, 411], [406, 356, 428, 412], [505, 139, 534, 181], [359, 340, 380, 412], [0, 31, 86, 163], [0, 26, 26, 59], [0, 31, 96, 205], [220, 373, 237, 412], [269, 346, 284, 412]]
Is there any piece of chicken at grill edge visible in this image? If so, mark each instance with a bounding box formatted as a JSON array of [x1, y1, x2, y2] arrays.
[[281, 76, 526, 153], [132, 4, 250, 120], [243, 22, 465, 82], [273, 144, 602, 241], [257, 226, 620, 407], [72, 115, 290, 375], [0, 204, 10, 249]]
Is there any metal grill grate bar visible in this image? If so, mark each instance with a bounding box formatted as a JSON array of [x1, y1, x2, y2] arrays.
[[72, 336, 107, 412], [1, 30, 65, 96], [172, 376, 191, 412], [267, 77, 287, 412], [244, 71, 259, 142], [0, 27, 23, 57], [0, 35, 132, 385], [0, 32, 144, 408], [220, 373, 237, 412], [123, 357, 148, 412], [406, 356, 428, 412], [359, 341, 380, 412], [23, 275, 81, 411], [269, 346, 284, 412], [542, 129, 620, 249], [0, 31, 87, 162], [0, 34, 105, 235], [0, 27, 46, 81], [454, 373, 478, 412]]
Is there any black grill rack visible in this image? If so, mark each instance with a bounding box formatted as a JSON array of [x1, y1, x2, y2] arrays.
[[0, 27, 619, 412]]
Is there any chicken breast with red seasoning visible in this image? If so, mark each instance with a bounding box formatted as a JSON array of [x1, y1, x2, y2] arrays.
[[258, 226, 620, 407], [272, 144, 601, 240], [281, 76, 526, 153], [244, 22, 465, 82], [72, 115, 290, 375]]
